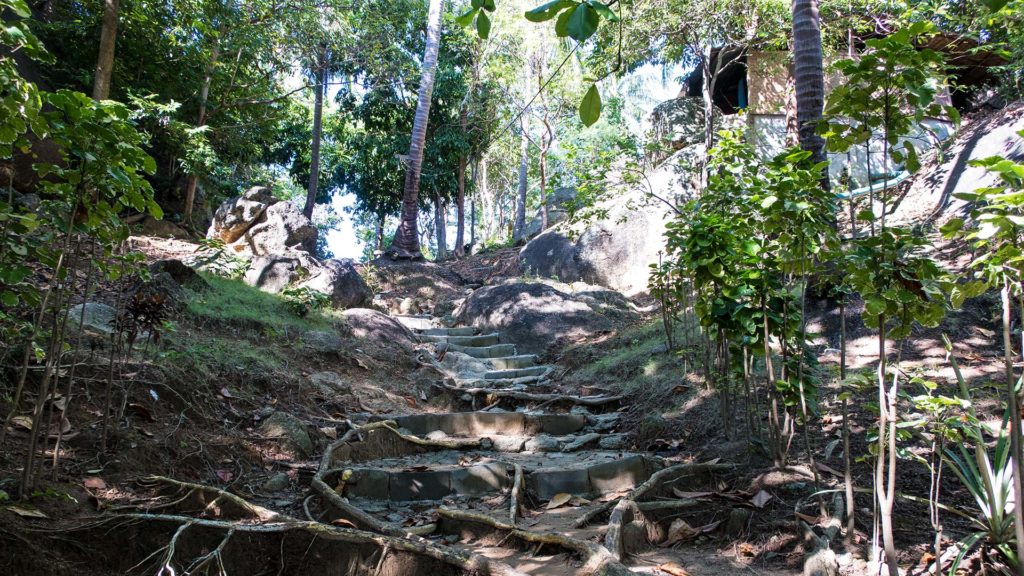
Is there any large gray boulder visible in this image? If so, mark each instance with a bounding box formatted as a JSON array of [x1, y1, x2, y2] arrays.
[[519, 149, 702, 296], [519, 195, 669, 296], [523, 186, 576, 239], [299, 259, 371, 309], [207, 186, 317, 256], [243, 253, 371, 309], [454, 281, 632, 355], [341, 308, 416, 347]]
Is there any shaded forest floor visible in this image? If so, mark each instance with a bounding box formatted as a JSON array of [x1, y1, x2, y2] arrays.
[[0, 229, 1009, 576]]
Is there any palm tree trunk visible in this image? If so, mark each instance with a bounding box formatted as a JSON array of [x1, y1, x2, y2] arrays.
[[791, 0, 830, 190], [434, 191, 447, 260], [388, 0, 445, 259], [303, 61, 326, 219], [92, 0, 119, 101]]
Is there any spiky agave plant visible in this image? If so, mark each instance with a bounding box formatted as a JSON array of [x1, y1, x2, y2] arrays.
[[944, 415, 1018, 574]]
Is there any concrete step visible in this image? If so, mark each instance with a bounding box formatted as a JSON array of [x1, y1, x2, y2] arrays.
[[418, 326, 478, 337], [421, 333, 501, 347], [447, 343, 517, 358], [488, 355, 538, 370], [340, 452, 659, 502], [484, 366, 551, 380], [393, 315, 436, 331], [462, 373, 549, 388], [394, 411, 586, 437]]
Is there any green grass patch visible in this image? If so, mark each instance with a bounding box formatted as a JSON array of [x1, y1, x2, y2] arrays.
[[572, 318, 694, 394], [186, 274, 342, 333]]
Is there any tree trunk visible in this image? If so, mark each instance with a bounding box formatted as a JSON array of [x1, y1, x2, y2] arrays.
[[791, 0, 830, 189], [388, 0, 445, 259], [469, 160, 478, 250], [375, 213, 384, 253], [433, 191, 447, 260], [513, 122, 529, 243], [454, 142, 467, 257], [92, 0, 119, 101], [303, 61, 326, 219], [183, 29, 222, 226]]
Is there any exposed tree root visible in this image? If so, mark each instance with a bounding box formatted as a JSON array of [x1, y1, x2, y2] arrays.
[[437, 508, 632, 576], [136, 475, 282, 522], [574, 461, 734, 528], [509, 464, 524, 526], [105, 513, 527, 576], [434, 381, 624, 406]]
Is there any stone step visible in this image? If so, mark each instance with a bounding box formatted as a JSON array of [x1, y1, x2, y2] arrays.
[[341, 453, 659, 502], [484, 366, 551, 380], [462, 373, 548, 388], [421, 333, 501, 347], [488, 355, 538, 370], [447, 343, 517, 358], [529, 454, 657, 501], [394, 412, 586, 437], [393, 315, 436, 331], [418, 326, 478, 337]]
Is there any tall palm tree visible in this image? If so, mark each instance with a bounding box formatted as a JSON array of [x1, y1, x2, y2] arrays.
[[791, 0, 830, 190], [388, 0, 445, 259]]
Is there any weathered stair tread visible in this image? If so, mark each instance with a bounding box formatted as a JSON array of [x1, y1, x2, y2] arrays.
[[484, 366, 551, 380], [340, 450, 659, 502], [393, 315, 436, 331], [488, 355, 538, 370], [421, 333, 502, 347], [394, 411, 586, 437], [447, 343, 517, 358], [418, 326, 479, 336]]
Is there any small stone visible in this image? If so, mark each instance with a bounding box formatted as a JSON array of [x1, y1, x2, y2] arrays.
[[262, 472, 290, 492], [444, 534, 459, 544], [386, 513, 404, 523], [570, 405, 592, 416], [259, 412, 314, 457], [598, 434, 626, 450], [524, 434, 561, 452], [426, 430, 449, 440]]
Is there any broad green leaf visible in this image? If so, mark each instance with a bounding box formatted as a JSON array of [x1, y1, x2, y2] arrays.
[[476, 11, 491, 39], [483, 0, 496, 10], [554, 8, 572, 36], [566, 3, 599, 42], [525, 0, 573, 22], [587, 0, 619, 21], [456, 8, 477, 26], [579, 83, 601, 127]]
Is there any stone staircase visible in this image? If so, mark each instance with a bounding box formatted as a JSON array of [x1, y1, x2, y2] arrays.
[[310, 314, 735, 576]]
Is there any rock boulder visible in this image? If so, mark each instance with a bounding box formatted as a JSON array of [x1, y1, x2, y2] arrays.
[[454, 280, 631, 355], [207, 186, 317, 256], [341, 308, 416, 347], [243, 253, 370, 309]]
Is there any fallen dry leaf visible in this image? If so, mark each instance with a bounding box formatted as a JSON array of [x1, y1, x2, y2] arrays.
[[662, 518, 699, 545], [750, 489, 773, 508], [10, 416, 33, 431], [83, 477, 107, 490], [6, 505, 48, 519], [546, 493, 572, 510], [795, 511, 819, 524], [331, 518, 357, 528], [320, 426, 338, 439], [126, 403, 155, 421], [569, 496, 591, 506], [215, 469, 234, 483], [220, 387, 233, 398], [920, 551, 936, 566], [656, 562, 691, 576], [738, 542, 756, 557]]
